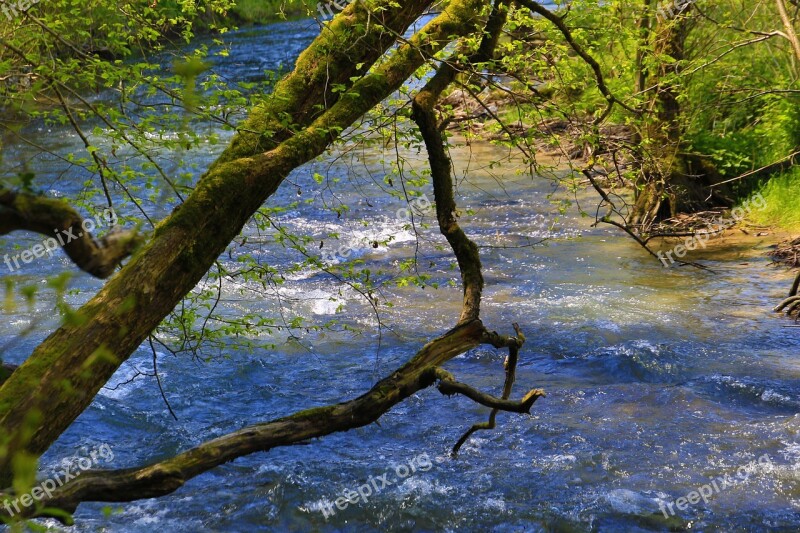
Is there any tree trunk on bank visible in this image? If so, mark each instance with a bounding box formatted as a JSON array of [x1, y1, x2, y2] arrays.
[[0, 0, 487, 487], [628, 6, 729, 228]]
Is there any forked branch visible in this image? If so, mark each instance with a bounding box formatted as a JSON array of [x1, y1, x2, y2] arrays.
[[450, 323, 542, 456], [435, 366, 544, 415]]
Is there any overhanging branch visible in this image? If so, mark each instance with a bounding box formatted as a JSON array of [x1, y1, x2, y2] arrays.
[[0, 320, 487, 522], [0, 0, 484, 482], [407, 2, 544, 457]]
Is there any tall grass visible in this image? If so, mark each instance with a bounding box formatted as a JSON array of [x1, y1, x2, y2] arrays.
[[746, 168, 800, 231]]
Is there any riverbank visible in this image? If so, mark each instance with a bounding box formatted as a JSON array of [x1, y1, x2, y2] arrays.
[[443, 85, 800, 270]]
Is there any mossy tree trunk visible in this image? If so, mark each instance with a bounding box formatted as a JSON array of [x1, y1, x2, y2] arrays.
[[0, 0, 488, 488], [629, 6, 691, 226]]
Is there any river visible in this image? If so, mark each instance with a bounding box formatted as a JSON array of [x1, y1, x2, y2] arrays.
[[2, 15, 800, 533]]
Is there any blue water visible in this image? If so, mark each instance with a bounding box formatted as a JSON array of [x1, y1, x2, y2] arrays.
[[3, 16, 800, 533]]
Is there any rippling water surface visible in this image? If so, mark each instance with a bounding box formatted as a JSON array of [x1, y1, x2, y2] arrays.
[[2, 16, 800, 533]]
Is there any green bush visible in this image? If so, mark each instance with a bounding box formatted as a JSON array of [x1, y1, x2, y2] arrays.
[[230, 0, 308, 23]]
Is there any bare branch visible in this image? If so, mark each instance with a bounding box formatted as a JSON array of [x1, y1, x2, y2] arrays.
[[451, 323, 535, 456], [435, 368, 544, 414]]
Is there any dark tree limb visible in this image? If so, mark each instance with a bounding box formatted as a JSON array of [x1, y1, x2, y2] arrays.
[[435, 367, 544, 414], [0, 189, 142, 278], [410, 0, 509, 323], [407, 2, 544, 457], [411, 92, 484, 322]]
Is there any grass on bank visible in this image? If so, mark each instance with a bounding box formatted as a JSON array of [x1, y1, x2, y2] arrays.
[[744, 168, 800, 232]]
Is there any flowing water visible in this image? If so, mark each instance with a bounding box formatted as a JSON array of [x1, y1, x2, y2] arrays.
[[2, 16, 800, 533]]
